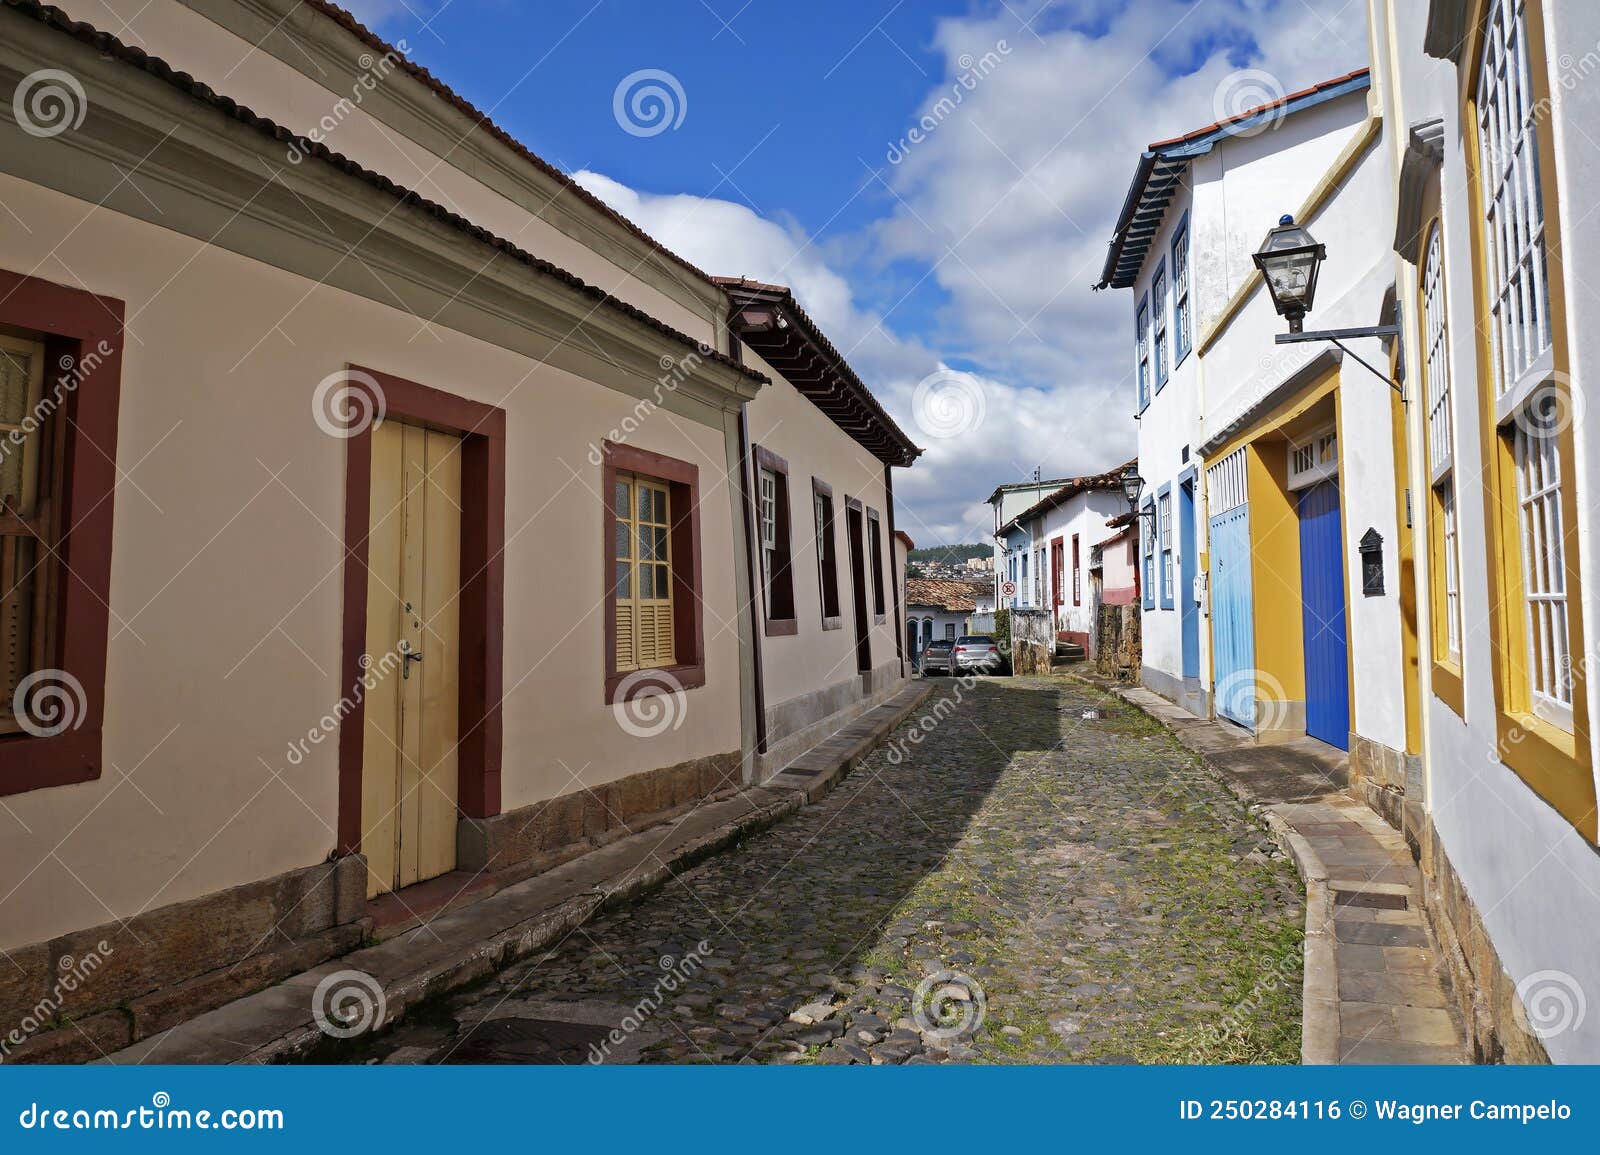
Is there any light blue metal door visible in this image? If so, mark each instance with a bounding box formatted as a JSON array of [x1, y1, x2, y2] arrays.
[[1298, 480, 1350, 749], [1209, 504, 1255, 728]]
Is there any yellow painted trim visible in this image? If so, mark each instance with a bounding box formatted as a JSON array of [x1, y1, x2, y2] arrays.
[[1204, 364, 1339, 467], [1432, 660, 1465, 721], [1389, 340, 1422, 754], [1462, 0, 1595, 840], [1196, 115, 1384, 357]]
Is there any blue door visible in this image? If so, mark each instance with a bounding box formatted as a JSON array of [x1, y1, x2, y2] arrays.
[[1298, 480, 1350, 749], [1209, 504, 1255, 728], [1179, 479, 1199, 679]]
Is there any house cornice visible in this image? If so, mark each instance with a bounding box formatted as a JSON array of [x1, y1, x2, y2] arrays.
[[175, 0, 732, 328], [0, 3, 764, 421]]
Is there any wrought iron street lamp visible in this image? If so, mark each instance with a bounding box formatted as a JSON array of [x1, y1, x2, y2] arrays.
[[1252, 215, 1325, 333], [1120, 463, 1154, 522], [1254, 212, 1402, 392], [1120, 464, 1144, 510]]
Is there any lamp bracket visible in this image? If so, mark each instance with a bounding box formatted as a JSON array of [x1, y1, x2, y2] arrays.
[[1274, 324, 1403, 394]]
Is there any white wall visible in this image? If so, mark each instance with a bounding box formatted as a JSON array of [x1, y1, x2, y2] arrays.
[[1375, 0, 1600, 1063]]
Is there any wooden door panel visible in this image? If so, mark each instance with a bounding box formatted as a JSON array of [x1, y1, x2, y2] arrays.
[[417, 428, 461, 884], [361, 420, 405, 898], [360, 420, 462, 897]]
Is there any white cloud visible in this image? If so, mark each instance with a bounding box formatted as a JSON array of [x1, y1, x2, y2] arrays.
[[575, 0, 1368, 543]]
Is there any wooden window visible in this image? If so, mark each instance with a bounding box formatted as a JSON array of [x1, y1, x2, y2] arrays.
[[867, 508, 886, 620], [812, 477, 841, 629], [752, 445, 795, 634], [1141, 499, 1156, 611], [0, 334, 53, 736], [1474, 0, 1574, 730], [1158, 489, 1174, 609], [1172, 215, 1192, 363], [614, 473, 675, 671], [1464, 0, 1593, 837], [1421, 224, 1462, 667], [1135, 295, 1150, 410], [1478, 0, 1550, 402], [602, 442, 704, 701], [1152, 261, 1169, 390], [1072, 534, 1081, 606], [944, 622, 956, 641], [0, 271, 123, 798]]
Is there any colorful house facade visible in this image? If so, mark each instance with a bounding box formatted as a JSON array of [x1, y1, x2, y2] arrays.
[[0, 0, 916, 1061]]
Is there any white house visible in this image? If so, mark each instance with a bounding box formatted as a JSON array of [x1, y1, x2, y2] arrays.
[[1370, 0, 1600, 1063], [997, 468, 1130, 652], [1097, 70, 1394, 743]]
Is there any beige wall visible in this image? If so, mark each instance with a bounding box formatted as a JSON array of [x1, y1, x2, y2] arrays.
[[0, 176, 743, 950], [63, 0, 721, 344], [741, 348, 899, 711]]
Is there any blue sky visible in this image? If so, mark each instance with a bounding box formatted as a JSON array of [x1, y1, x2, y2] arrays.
[[344, 0, 1369, 544]]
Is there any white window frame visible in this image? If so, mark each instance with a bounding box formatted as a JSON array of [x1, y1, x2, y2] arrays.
[[1158, 491, 1173, 603], [1152, 265, 1168, 387], [1422, 225, 1463, 664], [1477, 0, 1571, 729]]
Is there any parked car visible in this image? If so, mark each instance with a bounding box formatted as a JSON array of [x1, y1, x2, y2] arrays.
[[919, 639, 955, 675], [954, 635, 1006, 674]]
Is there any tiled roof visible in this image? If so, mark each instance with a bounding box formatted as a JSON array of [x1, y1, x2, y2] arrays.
[[301, 0, 722, 292], [1, 0, 763, 386], [1094, 69, 1371, 291], [904, 578, 988, 612], [717, 277, 920, 467], [999, 459, 1134, 534]]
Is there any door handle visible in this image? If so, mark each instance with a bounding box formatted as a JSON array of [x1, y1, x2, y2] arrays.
[[399, 639, 424, 678]]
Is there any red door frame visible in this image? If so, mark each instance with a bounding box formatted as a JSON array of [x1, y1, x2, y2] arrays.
[[336, 367, 505, 855], [1051, 539, 1065, 612]]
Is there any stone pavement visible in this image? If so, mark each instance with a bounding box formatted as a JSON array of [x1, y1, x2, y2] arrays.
[[102, 683, 934, 1064], [333, 676, 1307, 1065], [1101, 681, 1467, 1064]]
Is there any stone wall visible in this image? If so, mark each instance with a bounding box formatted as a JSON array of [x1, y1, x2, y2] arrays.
[[1095, 603, 1141, 681], [1009, 610, 1054, 675], [1419, 816, 1550, 1064]]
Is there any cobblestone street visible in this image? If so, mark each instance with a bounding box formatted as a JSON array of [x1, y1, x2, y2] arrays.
[[347, 676, 1305, 1065]]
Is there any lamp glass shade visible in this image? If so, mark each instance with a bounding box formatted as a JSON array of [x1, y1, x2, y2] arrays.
[[1252, 218, 1325, 319], [1119, 467, 1144, 508]]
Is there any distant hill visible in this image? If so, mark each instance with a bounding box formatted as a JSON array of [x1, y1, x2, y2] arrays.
[[907, 542, 989, 564]]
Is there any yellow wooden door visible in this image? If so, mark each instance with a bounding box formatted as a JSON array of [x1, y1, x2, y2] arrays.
[[361, 420, 461, 898]]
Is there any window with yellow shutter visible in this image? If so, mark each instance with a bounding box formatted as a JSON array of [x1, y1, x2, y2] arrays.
[[600, 441, 705, 704], [613, 473, 675, 672]]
